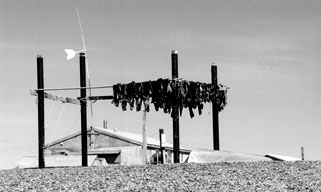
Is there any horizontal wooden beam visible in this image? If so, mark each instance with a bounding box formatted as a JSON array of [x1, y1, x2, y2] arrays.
[[79, 95, 114, 101], [30, 90, 80, 105]]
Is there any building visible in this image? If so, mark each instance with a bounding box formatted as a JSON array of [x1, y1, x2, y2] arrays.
[[16, 127, 301, 168], [16, 127, 191, 168]]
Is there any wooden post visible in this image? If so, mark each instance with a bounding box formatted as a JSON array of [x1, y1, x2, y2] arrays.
[[212, 64, 220, 150], [156, 149, 159, 165], [103, 120, 108, 129], [172, 50, 180, 163], [80, 52, 88, 166], [159, 129, 164, 164], [142, 110, 147, 165], [37, 55, 45, 168], [301, 147, 304, 161]]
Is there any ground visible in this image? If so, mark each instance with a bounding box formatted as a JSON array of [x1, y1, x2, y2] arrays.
[[1, 161, 320, 191]]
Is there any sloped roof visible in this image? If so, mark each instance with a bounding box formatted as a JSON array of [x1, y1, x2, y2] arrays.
[[264, 154, 301, 161], [186, 148, 272, 163], [45, 130, 85, 148], [45, 127, 190, 153]]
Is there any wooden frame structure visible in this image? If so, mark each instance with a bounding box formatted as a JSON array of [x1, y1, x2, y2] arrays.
[[34, 51, 221, 168]]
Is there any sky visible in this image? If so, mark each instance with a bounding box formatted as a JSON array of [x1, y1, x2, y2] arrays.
[[0, 0, 320, 169]]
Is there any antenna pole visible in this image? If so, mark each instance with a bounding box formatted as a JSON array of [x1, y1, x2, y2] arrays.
[[76, 8, 93, 127], [76, 8, 86, 52]]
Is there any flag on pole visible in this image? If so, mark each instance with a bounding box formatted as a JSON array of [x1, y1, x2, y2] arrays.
[[65, 49, 77, 60], [65, 49, 86, 60]]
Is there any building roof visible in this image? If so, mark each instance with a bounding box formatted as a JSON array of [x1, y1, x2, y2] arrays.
[[186, 148, 272, 163], [45, 127, 191, 153], [264, 154, 302, 161], [186, 148, 302, 163]]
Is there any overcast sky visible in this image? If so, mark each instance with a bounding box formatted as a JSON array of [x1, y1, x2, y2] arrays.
[[1, 0, 320, 169]]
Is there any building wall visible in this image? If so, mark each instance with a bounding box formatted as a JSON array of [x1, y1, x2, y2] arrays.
[[47, 132, 137, 154], [46, 134, 84, 154], [93, 134, 136, 148], [148, 149, 189, 164], [45, 131, 190, 165], [120, 146, 144, 165]]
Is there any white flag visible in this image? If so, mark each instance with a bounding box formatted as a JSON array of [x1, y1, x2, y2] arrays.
[[65, 49, 77, 60]]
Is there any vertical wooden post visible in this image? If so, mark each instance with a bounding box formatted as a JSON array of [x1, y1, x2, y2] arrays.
[[212, 64, 220, 150], [159, 129, 164, 164], [37, 55, 45, 168], [301, 147, 304, 161], [103, 120, 107, 129], [172, 50, 180, 163], [80, 52, 88, 166], [156, 149, 159, 165], [142, 110, 147, 165]]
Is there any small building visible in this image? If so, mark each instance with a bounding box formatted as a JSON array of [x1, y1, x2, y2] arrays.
[[16, 127, 191, 168]]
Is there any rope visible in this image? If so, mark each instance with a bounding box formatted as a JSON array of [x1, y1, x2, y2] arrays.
[[45, 100, 55, 131], [56, 103, 66, 126], [47, 103, 66, 142], [34, 78, 196, 92], [67, 113, 81, 136], [35, 85, 113, 91]]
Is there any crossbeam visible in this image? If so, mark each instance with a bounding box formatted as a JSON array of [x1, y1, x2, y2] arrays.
[[30, 90, 80, 105], [77, 95, 113, 101], [87, 95, 113, 100]]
